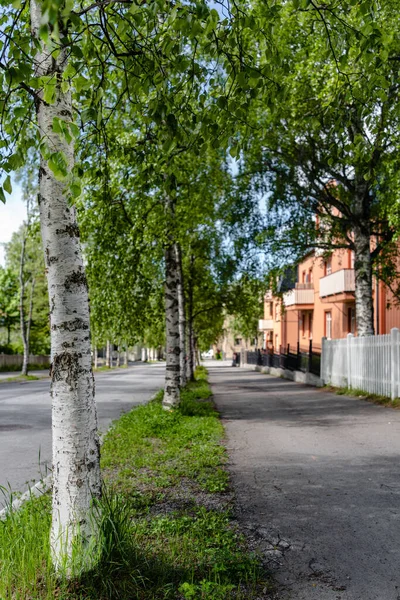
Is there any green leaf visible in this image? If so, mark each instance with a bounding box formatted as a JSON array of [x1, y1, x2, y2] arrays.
[[3, 175, 12, 195]]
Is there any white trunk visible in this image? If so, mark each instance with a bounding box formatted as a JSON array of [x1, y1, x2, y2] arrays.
[[116, 345, 120, 367], [31, 1, 101, 573], [124, 346, 128, 366], [354, 224, 374, 336], [353, 187, 374, 337], [163, 242, 181, 408], [94, 346, 98, 370], [19, 227, 28, 376], [175, 243, 187, 387], [106, 340, 111, 368]]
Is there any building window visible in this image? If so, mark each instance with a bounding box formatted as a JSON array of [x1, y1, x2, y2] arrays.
[[269, 302, 273, 317], [234, 338, 242, 346], [302, 313, 306, 337], [324, 257, 332, 276], [348, 307, 356, 334], [302, 270, 306, 283], [325, 311, 332, 339], [309, 268, 313, 283]]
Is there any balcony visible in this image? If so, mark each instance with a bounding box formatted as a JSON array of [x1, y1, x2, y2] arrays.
[[283, 283, 314, 306], [258, 319, 274, 330], [319, 268, 355, 298]]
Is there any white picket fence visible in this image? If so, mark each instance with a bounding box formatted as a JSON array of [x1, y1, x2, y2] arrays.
[[321, 329, 400, 399]]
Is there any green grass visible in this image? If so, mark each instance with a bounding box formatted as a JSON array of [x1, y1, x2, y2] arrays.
[[0, 374, 40, 383], [0, 367, 271, 599], [328, 385, 400, 408]]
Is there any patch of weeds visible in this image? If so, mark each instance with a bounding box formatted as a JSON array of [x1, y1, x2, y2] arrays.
[[330, 385, 400, 408]]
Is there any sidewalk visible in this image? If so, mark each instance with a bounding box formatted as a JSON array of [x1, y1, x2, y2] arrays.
[[208, 364, 400, 600]]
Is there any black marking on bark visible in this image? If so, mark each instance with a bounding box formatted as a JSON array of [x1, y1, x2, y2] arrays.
[[55, 223, 80, 238], [45, 247, 59, 267], [53, 318, 89, 332], [39, 166, 46, 179], [60, 109, 72, 119], [64, 270, 88, 291], [52, 351, 88, 390]]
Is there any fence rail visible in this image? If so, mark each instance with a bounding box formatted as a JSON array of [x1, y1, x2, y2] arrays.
[[246, 340, 321, 377], [321, 329, 399, 399], [0, 354, 50, 369]]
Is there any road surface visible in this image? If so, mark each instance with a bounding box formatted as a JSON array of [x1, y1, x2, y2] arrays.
[[208, 363, 400, 600], [0, 364, 164, 501]]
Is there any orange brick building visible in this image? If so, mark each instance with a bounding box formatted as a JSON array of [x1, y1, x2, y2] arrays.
[[259, 248, 400, 352]]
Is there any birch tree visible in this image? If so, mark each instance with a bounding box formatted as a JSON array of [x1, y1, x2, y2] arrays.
[[30, 0, 101, 572]]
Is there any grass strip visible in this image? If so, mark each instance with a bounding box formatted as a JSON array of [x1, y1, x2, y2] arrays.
[[0, 374, 41, 383], [0, 366, 271, 599], [326, 385, 400, 408]]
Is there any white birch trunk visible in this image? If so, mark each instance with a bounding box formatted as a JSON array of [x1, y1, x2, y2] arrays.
[[353, 187, 374, 336], [354, 224, 374, 336], [124, 345, 128, 366], [19, 226, 28, 376], [106, 340, 111, 368], [163, 242, 181, 408], [94, 346, 98, 370], [31, 1, 101, 573], [175, 243, 187, 387], [116, 345, 120, 367]]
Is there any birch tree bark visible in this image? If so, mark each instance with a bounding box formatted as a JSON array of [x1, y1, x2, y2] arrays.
[[163, 196, 181, 408], [116, 345, 120, 367], [124, 345, 128, 366], [106, 340, 111, 368], [94, 346, 98, 370], [186, 255, 195, 382], [31, 1, 101, 572], [175, 243, 187, 387], [353, 185, 374, 337], [19, 225, 28, 376]]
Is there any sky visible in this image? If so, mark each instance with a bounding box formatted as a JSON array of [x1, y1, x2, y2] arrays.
[[0, 180, 25, 266]]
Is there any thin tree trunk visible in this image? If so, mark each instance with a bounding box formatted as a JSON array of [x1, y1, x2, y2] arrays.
[[24, 277, 36, 375], [31, 0, 101, 573], [19, 228, 28, 376], [124, 345, 128, 366], [186, 256, 195, 382], [94, 346, 98, 370], [353, 185, 374, 337], [116, 345, 120, 367], [106, 340, 111, 368], [175, 243, 187, 387], [163, 241, 181, 409]]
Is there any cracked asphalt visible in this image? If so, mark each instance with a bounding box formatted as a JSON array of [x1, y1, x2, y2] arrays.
[[207, 363, 400, 600]]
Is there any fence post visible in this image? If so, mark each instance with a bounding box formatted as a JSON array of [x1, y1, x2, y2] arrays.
[[391, 328, 399, 401], [347, 333, 354, 389], [321, 337, 326, 383]]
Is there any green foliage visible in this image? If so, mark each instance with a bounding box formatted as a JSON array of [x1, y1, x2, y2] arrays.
[[239, 0, 400, 281], [0, 267, 19, 346]]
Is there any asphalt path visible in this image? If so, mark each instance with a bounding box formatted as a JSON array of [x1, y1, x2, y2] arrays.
[[207, 363, 400, 600], [0, 363, 165, 502]]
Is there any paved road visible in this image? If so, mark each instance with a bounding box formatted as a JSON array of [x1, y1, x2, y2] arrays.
[[0, 364, 165, 500], [208, 364, 400, 600]]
